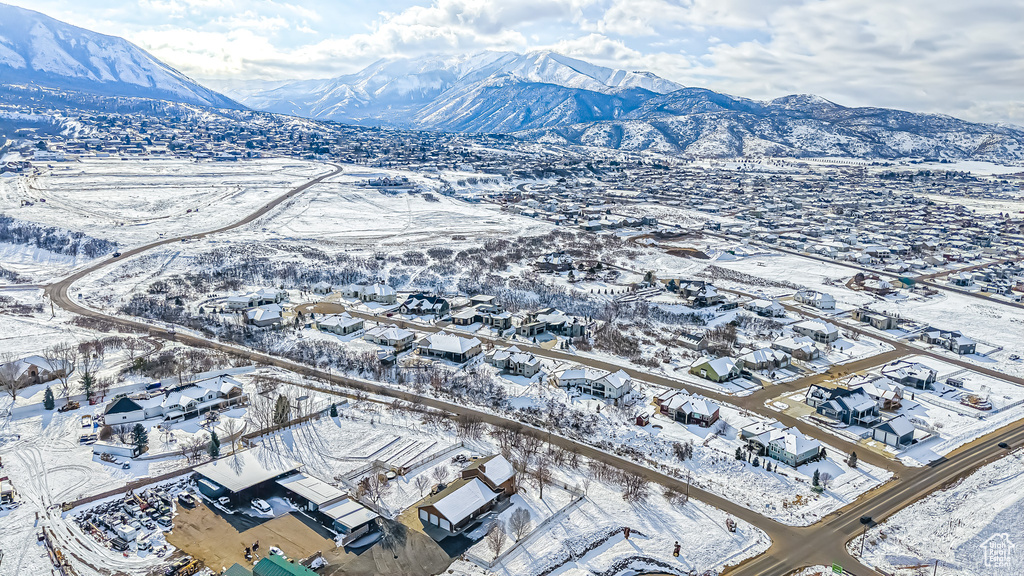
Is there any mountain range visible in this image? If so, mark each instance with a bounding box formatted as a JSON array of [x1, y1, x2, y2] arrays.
[[2, 3, 1023, 161], [0, 3, 239, 109]]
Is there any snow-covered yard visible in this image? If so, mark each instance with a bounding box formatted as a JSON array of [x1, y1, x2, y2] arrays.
[[855, 450, 1024, 575]]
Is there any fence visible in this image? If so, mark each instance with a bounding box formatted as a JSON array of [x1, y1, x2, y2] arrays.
[[464, 481, 587, 570], [61, 464, 197, 511]]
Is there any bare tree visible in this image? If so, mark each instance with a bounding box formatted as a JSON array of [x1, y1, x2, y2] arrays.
[[508, 508, 532, 540], [0, 351, 20, 402], [124, 337, 141, 365], [533, 453, 552, 500], [620, 472, 650, 503], [357, 467, 392, 508], [819, 472, 833, 491], [414, 475, 431, 497], [431, 464, 450, 485], [44, 342, 77, 397], [221, 419, 244, 455], [180, 435, 207, 464], [112, 424, 132, 444], [486, 520, 508, 560]]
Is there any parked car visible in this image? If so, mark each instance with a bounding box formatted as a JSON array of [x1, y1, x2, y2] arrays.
[[156, 515, 172, 529], [251, 498, 271, 514], [217, 496, 231, 508], [177, 494, 196, 509], [58, 401, 80, 413]]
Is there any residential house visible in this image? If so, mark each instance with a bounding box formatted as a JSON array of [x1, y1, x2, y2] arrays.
[[225, 288, 288, 311], [689, 357, 740, 383], [771, 335, 821, 361], [794, 290, 836, 310], [535, 252, 574, 272], [416, 332, 482, 363], [340, 283, 398, 304], [553, 367, 632, 399], [656, 392, 721, 427], [805, 385, 880, 427], [316, 313, 364, 336], [461, 454, 517, 496], [0, 355, 70, 389], [792, 319, 840, 343], [678, 331, 709, 351], [485, 346, 542, 378], [920, 328, 977, 355], [417, 477, 502, 534], [745, 425, 822, 467], [738, 348, 791, 371], [745, 299, 787, 318], [245, 304, 283, 327], [881, 360, 937, 389], [850, 376, 904, 410], [677, 280, 725, 307], [102, 375, 246, 424], [872, 415, 915, 448], [400, 293, 451, 317], [851, 308, 899, 330], [363, 324, 416, 352], [517, 308, 589, 338]]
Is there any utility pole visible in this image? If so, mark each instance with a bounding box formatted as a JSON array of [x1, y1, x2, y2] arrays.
[[933, 559, 939, 576], [860, 524, 867, 556]]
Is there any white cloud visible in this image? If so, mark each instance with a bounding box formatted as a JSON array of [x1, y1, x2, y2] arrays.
[[5, 0, 1023, 123]]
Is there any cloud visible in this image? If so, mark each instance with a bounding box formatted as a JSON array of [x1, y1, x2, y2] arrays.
[[5, 0, 1023, 124]]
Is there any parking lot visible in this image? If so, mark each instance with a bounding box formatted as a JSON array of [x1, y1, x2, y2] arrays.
[[166, 500, 335, 571]]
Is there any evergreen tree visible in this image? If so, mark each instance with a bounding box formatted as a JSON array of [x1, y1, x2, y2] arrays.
[[752, 457, 760, 468], [273, 395, 291, 426], [208, 431, 221, 459], [329, 403, 338, 417], [812, 469, 820, 487], [131, 423, 149, 452], [735, 446, 744, 460], [848, 451, 858, 468], [43, 386, 55, 410], [81, 373, 95, 402]]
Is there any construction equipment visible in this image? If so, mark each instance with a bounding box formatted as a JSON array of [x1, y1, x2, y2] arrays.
[[165, 557, 202, 576]]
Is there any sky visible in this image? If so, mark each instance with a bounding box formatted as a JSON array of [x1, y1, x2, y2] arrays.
[[7, 0, 1024, 124]]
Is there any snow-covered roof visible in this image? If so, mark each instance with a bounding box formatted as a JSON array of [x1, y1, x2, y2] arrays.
[[320, 498, 379, 530], [419, 332, 481, 354], [468, 454, 515, 487], [599, 369, 632, 392], [276, 473, 346, 506], [425, 477, 499, 526], [194, 448, 301, 493], [793, 319, 838, 335], [878, 415, 915, 437], [559, 366, 609, 382]]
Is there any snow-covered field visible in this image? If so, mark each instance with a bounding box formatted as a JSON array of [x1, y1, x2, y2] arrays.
[[856, 450, 1024, 575]]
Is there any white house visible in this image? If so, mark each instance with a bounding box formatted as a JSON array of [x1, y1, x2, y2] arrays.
[[553, 367, 632, 399], [792, 319, 840, 343], [316, 313, 364, 336], [794, 290, 836, 310], [102, 375, 246, 424]]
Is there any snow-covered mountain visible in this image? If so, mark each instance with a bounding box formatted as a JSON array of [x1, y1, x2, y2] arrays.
[[234, 51, 682, 127], [516, 88, 1024, 161], [235, 51, 1024, 161], [0, 3, 239, 109]]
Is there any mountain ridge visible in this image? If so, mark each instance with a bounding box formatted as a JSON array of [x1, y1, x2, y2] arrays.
[[0, 3, 240, 109]]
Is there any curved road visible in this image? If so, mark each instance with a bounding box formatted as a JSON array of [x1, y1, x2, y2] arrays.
[[39, 163, 1024, 576]]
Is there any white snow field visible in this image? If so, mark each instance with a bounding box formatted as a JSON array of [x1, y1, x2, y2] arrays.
[[856, 450, 1024, 575]]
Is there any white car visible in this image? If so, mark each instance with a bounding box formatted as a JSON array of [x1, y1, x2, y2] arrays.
[[251, 498, 271, 514], [217, 496, 231, 507]]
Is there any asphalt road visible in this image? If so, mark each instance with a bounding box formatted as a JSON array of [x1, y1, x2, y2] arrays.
[[39, 164, 1024, 576]]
